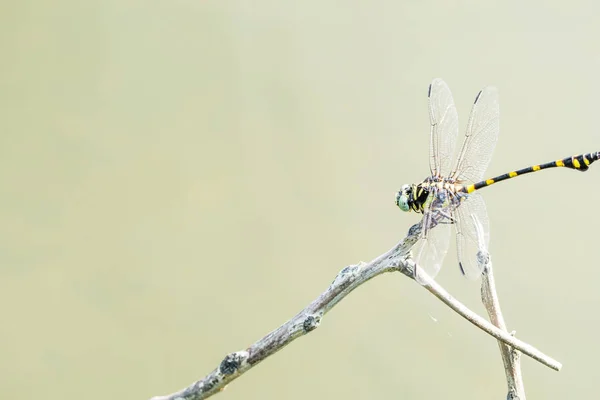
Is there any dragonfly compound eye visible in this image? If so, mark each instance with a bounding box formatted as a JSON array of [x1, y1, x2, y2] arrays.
[[396, 187, 411, 212]]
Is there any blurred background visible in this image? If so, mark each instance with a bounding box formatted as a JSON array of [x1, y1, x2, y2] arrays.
[[1, 1, 599, 399]]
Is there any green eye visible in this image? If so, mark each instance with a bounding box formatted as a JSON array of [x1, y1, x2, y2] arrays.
[[396, 189, 410, 212], [398, 195, 410, 211]]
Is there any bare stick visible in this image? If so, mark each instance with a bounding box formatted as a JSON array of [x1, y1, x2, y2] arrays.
[[469, 213, 525, 399], [481, 260, 526, 399], [408, 260, 561, 372], [149, 227, 418, 400], [150, 223, 560, 400]]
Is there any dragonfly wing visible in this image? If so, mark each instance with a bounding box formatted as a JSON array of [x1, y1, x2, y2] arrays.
[[428, 79, 459, 177], [452, 86, 500, 183], [454, 192, 490, 280], [412, 188, 453, 284]]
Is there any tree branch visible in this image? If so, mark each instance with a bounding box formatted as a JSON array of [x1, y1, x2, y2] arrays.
[[481, 259, 526, 399], [150, 223, 560, 400], [406, 259, 561, 372]]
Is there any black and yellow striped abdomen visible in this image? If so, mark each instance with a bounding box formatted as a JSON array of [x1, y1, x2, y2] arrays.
[[463, 151, 600, 194]]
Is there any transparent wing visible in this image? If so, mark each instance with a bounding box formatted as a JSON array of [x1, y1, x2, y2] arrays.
[[451, 86, 500, 183], [412, 188, 453, 284], [470, 212, 491, 271], [453, 192, 490, 280], [428, 78, 459, 178]]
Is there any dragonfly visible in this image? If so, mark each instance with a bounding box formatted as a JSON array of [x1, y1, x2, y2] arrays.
[[395, 78, 599, 284]]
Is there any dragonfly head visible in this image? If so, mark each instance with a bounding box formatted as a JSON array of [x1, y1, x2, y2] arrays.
[[396, 184, 412, 212]]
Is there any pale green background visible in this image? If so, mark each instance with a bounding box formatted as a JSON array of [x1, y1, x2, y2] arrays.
[[1, 1, 599, 399]]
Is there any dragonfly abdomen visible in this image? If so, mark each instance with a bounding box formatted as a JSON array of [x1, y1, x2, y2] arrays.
[[464, 151, 600, 193]]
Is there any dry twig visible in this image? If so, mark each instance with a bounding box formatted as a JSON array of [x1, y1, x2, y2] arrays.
[[467, 213, 526, 399], [150, 222, 560, 400], [481, 259, 526, 399]]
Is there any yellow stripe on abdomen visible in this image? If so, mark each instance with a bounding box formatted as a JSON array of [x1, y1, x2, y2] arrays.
[[485, 179, 494, 185], [466, 184, 476, 193], [573, 158, 581, 168], [532, 165, 541, 171], [556, 159, 565, 167], [509, 171, 518, 178]]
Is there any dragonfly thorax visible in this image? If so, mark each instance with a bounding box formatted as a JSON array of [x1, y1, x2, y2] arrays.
[[396, 179, 464, 214], [396, 183, 426, 213]]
